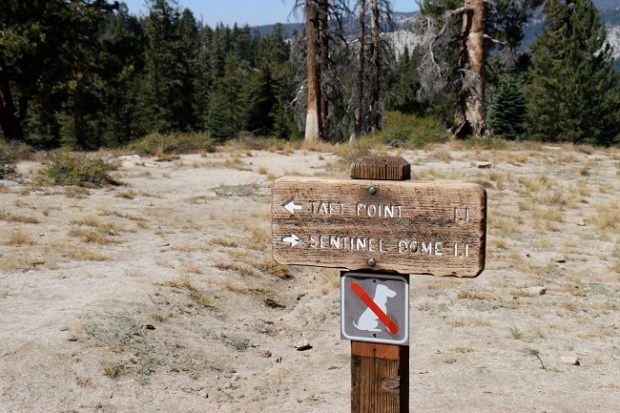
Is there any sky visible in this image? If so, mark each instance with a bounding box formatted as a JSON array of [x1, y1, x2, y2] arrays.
[[123, 0, 419, 27]]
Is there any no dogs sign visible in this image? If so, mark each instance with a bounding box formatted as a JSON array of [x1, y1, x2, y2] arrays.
[[341, 272, 409, 345]]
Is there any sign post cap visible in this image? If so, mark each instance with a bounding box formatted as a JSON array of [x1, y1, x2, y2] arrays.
[[351, 156, 411, 181]]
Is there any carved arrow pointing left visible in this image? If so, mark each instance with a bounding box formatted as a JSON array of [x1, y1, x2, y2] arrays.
[[282, 234, 301, 247], [283, 200, 302, 214]]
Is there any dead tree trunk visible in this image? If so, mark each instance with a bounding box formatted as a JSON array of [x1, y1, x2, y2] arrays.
[[351, 0, 367, 141], [318, 0, 329, 138], [453, 0, 487, 138], [369, 0, 380, 134], [305, 0, 323, 143], [0, 55, 24, 141]]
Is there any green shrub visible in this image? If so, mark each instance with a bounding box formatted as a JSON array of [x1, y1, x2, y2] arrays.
[[460, 135, 507, 150], [0, 141, 17, 179], [379, 112, 450, 148], [333, 136, 381, 168], [37, 151, 120, 187], [126, 132, 216, 156]]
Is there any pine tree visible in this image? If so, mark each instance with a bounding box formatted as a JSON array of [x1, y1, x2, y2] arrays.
[[490, 74, 526, 139], [526, 0, 620, 146], [133, 1, 199, 136], [206, 54, 246, 140]]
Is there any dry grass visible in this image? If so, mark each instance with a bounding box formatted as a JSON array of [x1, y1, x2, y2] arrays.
[[489, 216, 521, 235], [457, 290, 499, 301], [115, 189, 137, 199], [591, 205, 620, 230], [431, 150, 453, 163], [0, 210, 40, 224], [186, 195, 207, 204], [7, 230, 36, 246], [162, 277, 212, 308], [532, 207, 563, 223], [63, 186, 90, 198], [320, 269, 341, 289], [223, 281, 271, 295], [99, 209, 150, 228], [518, 175, 553, 194], [179, 262, 202, 274], [100, 361, 125, 379], [0, 253, 43, 272], [253, 258, 291, 279], [211, 237, 239, 248], [63, 247, 109, 262], [214, 262, 255, 277], [447, 317, 491, 328], [491, 238, 509, 250], [71, 217, 128, 233], [245, 227, 270, 252], [67, 228, 120, 244]]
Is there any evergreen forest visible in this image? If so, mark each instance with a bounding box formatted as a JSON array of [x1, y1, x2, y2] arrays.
[[1, 0, 619, 150]]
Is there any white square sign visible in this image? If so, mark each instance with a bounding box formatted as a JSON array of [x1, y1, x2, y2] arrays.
[[341, 272, 409, 346]]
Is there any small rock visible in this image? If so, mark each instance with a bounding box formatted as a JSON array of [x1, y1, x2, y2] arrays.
[[0, 180, 22, 187], [526, 286, 547, 296], [476, 161, 492, 169], [561, 356, 580, 366], [111, 154, 143, 168], [264, 298, 286, 309], [295, 341, 313, 351]]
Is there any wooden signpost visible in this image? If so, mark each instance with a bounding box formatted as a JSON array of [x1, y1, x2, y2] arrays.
[[271, 156, 487, 413]]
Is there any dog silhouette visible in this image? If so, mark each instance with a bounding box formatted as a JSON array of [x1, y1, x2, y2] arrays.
[[353, 284, 397, 332]]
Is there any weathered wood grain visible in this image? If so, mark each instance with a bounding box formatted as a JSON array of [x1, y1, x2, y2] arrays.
[[272, 177, 487, 277], [351, 156, 411, 181], [351, 342, 409, 413]]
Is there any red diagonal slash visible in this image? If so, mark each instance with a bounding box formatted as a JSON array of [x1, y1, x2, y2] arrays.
[[350, 281, 399, 335]]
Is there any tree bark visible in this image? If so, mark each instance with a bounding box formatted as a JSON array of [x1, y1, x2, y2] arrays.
[[0, 55, 24, 141], [351, 0, 367, 141], [453, 0, 487, 138], [305, 0, 323, 143], [318, 0, 329, 138], [369, 0, 381, 134]]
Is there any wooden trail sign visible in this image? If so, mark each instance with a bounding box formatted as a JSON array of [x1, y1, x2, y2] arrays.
[[270, 156, 488, 413], [272, 177, 487, 277]]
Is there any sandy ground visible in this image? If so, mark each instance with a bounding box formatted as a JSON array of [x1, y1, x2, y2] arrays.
[[1, 143, 619, 413]]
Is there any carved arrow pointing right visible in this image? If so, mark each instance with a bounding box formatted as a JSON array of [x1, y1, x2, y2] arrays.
[[282, 234, 301, 247]]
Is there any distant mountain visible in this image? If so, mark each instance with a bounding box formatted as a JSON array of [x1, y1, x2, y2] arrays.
[[253, 6, 619, 67], [252, 22, 303, 38], [595, 0, 620, 11], [252, 11, 417, 38]]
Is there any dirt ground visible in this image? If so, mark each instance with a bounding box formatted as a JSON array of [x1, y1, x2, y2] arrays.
[[1, 142, 619, 413]]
